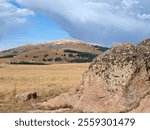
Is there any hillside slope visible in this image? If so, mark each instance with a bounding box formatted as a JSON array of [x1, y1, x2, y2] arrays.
[[0, 39, 108, 64]]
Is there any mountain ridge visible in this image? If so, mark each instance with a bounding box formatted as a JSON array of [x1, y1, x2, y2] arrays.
[[0, 39, 109, 64]]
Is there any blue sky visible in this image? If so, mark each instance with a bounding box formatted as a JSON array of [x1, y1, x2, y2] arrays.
[[0, 13, 70, 49], [0, 0, 150, 50]]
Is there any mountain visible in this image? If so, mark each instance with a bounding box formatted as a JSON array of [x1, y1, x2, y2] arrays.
[[0, 39, 109, 64]]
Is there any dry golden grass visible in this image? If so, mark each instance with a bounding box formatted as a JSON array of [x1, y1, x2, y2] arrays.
[[0, 63, 89, 112]]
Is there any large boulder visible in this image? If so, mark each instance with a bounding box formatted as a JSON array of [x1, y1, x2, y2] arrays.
[[74, 42, 150, 112], [34, 39, 150, 112]]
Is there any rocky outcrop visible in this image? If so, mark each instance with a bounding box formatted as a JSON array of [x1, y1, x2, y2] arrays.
[[34, 39, 150, 112], [16, 91, 37, 101], [74, 42, 150, 112], [139, 38, 150, 47]]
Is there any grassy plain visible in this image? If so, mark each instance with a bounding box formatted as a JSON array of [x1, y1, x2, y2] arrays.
[[0, 63, 89, 112]]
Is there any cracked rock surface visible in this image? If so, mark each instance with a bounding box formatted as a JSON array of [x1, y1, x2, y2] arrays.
[[33, 39, 150, 113]]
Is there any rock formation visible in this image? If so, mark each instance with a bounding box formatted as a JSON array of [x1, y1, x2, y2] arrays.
[[16, 91, 37, 101], [33, 39, 150, 112]]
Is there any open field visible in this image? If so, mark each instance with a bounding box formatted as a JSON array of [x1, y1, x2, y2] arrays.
[[0, 63, 89, 112]]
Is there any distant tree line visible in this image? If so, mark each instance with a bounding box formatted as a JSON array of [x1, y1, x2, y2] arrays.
[[70, 59, 90, 63], [64, 49, 79, 53], [64, 49, 98, 62], [92, 45, 109, 52], [0, 54, 15, 58], [54, 57, 62, 62], [10, 61, 47, 65], [42, 57, 62, 62]]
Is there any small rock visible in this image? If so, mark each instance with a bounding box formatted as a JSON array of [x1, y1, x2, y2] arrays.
[[15, 91, 37, 101]]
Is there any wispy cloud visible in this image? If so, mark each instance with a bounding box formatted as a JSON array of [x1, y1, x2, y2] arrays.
[[121, 0, 139, 8]]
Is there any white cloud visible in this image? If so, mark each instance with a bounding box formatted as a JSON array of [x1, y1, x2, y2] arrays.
[[137, 13, 150, 20], [16, 8, 35, 16], [14, 0, 150, 45], [0, 0, 34, 38], [121, 0, 139, 9]]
